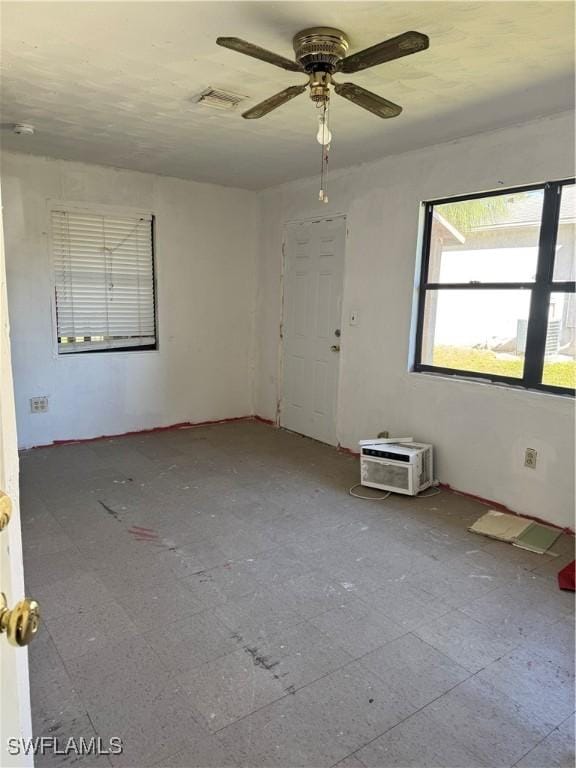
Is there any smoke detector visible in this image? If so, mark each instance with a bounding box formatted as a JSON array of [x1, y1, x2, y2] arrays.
[[13, 123, 35, 135], [192, 88, 245, 111]]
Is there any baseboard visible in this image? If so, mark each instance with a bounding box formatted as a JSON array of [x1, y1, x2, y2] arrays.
[[22, 415, 260, 451], [253, 415, 276, 426]]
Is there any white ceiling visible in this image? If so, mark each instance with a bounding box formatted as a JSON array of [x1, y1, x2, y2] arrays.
[[1, 1, 574, 189]]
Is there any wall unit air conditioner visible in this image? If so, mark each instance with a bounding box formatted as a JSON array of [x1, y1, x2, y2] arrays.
[[359, 441, 434, 496]]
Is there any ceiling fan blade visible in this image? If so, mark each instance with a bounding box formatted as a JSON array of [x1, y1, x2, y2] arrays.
[[340, 31, 429, 73], [334, 82, 402, 118], [242, 85, 307, 119], [216, 37, 302, 72]]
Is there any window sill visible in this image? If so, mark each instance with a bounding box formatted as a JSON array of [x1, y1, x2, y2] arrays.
[[409, 368, 574, 399], [54, 348, 160, 360]]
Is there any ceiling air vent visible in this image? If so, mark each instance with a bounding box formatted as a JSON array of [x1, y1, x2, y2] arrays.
[[194, 88, 245, 111]]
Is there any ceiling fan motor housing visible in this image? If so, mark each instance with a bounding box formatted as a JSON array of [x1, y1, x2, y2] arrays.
[[293, 27, 349, 73]]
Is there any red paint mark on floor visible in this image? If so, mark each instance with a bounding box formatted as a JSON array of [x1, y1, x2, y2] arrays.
[[128, 526, 159, 541]]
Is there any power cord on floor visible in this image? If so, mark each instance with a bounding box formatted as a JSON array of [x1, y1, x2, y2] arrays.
[[348, 484, 391, 501], [348, 483, 442, 501], [415, 487, 442, 498]]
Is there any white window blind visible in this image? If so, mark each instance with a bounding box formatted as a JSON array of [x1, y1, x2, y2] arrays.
[[52, 209, 156, 353]]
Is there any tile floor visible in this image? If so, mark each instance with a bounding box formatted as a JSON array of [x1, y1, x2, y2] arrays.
[[20, 420, 575, 768]]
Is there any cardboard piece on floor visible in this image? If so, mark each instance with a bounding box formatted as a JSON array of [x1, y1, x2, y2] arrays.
[[513, 522, 562, 554], [469, 510, 532, 542]]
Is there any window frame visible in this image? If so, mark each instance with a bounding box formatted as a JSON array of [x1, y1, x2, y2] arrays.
[[48, 200, 159, 356], [414, 178, 576, 396]]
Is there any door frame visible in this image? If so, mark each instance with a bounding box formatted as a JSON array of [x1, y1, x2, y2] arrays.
[[278, 213, 347, 444], [0, 182, 34, 766]]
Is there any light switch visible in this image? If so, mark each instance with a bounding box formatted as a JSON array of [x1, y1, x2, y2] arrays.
[[350, 310, 359, 326]]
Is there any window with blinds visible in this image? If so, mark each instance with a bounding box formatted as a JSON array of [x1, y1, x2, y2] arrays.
[[52, 208, 157, 354]]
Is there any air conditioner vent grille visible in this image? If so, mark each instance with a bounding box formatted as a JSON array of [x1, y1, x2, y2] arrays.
[[195, 88, 246, 110]]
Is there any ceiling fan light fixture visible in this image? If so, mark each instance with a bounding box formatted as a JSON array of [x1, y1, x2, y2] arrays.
[[316, 113, 331, 146]]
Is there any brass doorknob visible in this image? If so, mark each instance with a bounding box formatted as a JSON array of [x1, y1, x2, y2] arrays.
[[0, 593, 40, 647], [0, 491, 12, 532], [330, 344, 341, 352]]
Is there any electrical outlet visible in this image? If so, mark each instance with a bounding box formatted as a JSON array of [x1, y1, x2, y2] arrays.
[[524, 447, 537, 469], [30, 396, 48, 414]]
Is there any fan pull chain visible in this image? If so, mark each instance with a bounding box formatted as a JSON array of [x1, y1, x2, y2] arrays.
[[319, 143, 329, 204], [318, 100, 330, 203]]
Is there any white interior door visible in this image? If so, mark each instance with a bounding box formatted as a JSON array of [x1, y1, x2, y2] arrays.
[[0, 185, 34, 766], [281, 216, 346, 445]]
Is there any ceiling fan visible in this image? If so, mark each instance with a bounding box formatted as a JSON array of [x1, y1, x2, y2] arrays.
[[216, 27, 429, 120]]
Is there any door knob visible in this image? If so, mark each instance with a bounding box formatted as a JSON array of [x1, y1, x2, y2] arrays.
[[0, 593, 40, 647], [0, 491, 12, 532], [330, 344, 341, 352]]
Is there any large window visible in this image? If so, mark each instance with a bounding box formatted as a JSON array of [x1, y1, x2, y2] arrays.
[[52, 207, 157, 354], [414, 179, 575, 394]]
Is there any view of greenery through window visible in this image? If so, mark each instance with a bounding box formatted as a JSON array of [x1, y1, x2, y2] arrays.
[[420, 184, 575, 390]]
